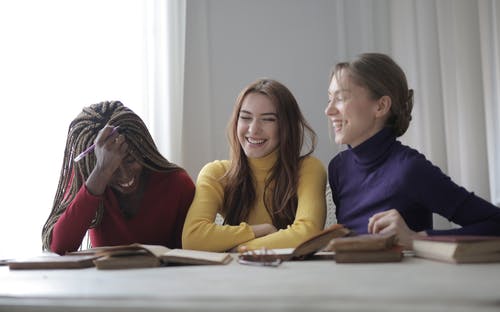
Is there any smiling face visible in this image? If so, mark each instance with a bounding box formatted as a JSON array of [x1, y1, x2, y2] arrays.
[[237, 92, 279, 159], [325, 70, 388, 147], [109, 154, 144, 195]]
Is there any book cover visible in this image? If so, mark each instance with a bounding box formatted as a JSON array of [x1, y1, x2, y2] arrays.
[[324, 232, 397, 252], [291, 223, 351, 259], [323, 232, 403, 263], [412, 235, 500, 263], [8, 255, 98, 270], [237, 224, 351, 263], [334, 246, 404, 263], [93, 254, 161, 270]]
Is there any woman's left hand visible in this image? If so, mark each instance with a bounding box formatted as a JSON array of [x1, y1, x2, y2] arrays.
[[367, 209, 421, 249]]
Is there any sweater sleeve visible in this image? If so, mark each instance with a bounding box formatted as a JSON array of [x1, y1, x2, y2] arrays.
[[50, 185, 101, 254], [182, 161, 255, 252], [405, 156, 500, 236], [238, 156, 327, 250]]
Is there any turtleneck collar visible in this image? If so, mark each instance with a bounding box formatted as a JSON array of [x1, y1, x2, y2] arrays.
[[248, 149, 279, 178], [349, 127, 396, 169]]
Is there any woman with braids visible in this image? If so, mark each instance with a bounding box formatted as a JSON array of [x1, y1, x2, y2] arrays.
[[42, 101, 195, 254], [182, 78, 326, 252], [325, 53, 500, 248]]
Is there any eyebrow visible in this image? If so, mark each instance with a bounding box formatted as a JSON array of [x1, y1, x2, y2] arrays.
[[239, 110, 278, 117], [328, 88, 350, 96]]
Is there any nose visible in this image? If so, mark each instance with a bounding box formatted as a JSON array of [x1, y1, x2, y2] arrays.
[[248, 119, 261, 134], [114, 163, 131, 181], [325, 100, 338, 117]]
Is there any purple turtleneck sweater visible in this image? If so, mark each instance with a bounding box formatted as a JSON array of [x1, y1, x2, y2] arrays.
[[328, 127, 500, 235]]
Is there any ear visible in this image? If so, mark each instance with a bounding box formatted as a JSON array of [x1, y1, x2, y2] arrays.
[[374, 95, 391, 119]]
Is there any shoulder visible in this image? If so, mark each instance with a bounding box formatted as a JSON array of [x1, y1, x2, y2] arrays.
[[392, 142, 432, 171], [299, 156, 327, 181], [300, 155, 326, 172], [197, 160, 231, 181], [327, 149, 350, 173], [390, 142, 446, 184]]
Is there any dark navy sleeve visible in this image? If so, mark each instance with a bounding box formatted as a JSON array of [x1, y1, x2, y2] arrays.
[[328, 155, 342, 209], [404, 155, 500, 235]]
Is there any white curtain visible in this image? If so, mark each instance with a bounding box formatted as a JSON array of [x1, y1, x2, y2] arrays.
[[479, 0, 500, 207], [390, 0, 499, 208], [144, 0, 186, 166]]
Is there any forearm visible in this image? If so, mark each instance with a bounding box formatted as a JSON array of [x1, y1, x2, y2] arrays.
[[85, 165, 114, 195], [50, 185, 101, 254], [182, 219, 255, 252], [239, 218, 323, 250]]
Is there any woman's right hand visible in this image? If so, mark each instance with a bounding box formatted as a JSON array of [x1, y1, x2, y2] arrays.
[[85, 125, 128, 195], [250, 223, 278, 238]]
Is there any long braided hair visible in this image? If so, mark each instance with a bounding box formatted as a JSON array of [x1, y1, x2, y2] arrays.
[[222, 79, 317, 229], [42, 101, 181, 250]]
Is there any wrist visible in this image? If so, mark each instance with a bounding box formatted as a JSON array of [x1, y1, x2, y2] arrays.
[[85, 168, 113, 196]]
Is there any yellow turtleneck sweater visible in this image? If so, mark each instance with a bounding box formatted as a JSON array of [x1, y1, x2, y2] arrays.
[[182, 150, 326, 251]]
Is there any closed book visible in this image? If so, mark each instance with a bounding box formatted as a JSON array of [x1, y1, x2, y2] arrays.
[[325, 232, 403, 263], [94, 254, 161, 270], [8, 255, 98, 270], [334, 246, 404, 263], [324, 232, 397, 252], [412, 235, 500, 263]]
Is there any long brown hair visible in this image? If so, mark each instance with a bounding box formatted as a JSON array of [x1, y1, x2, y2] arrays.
[[221, 79, 317, 229], [42, 101, 181, 250], [332, 53, 414, 137]]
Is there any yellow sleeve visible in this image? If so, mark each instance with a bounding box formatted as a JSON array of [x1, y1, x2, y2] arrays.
[[239, 156, 327, 250], [182, 161, 255, 251]]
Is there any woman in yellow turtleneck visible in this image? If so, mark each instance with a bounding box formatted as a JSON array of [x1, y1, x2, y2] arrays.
[[182, 78, 327, 252]]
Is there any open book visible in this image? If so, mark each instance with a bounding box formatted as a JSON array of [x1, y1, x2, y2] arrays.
[[69, 244, 233, 269], [238, 223, 351, 262], [412, 235, 500, 263], [8, 246, 232, 270]]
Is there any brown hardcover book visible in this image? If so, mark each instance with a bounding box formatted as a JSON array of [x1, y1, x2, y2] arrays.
[[334, 246, 404, 263], [324, 232, 403, 263], [324, 232, 397, 252], [291, 224, 352, 259], [8, 255, 98, 270], [93, 254, 161, 270], [70, 244, 233, 269], [412, 235, 500, 264]]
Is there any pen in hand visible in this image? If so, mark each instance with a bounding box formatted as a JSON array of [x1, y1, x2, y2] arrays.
[[73, 126, 120, 162]]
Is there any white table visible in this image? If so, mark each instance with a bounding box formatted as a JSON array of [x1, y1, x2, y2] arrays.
[[1, 255, 499, 312]]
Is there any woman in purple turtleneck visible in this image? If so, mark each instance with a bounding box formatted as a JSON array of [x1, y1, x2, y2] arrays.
[[325, 53, 500, 248]]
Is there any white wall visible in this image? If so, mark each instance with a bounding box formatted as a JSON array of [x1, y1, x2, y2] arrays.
[[183, 0, 392, 179]]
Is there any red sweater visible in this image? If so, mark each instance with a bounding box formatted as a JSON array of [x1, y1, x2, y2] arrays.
[[50, 170, 195, 255]]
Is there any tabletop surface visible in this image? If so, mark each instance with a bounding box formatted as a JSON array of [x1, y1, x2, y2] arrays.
[[1, 255, 500, 312]]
